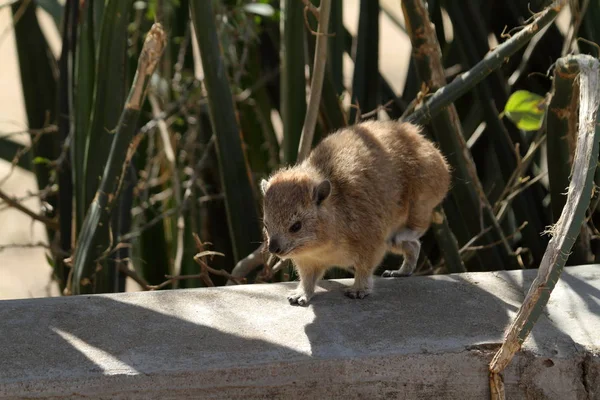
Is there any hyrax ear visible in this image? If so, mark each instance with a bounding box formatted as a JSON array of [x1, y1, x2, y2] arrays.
[[260, 178, 269, 195], [313, 179, 331, 205]]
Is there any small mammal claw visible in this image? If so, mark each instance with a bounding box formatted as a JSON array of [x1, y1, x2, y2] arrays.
[[287, 290, 311, 306], [344, 287, 371, 299], [382, 269, 413, 278]]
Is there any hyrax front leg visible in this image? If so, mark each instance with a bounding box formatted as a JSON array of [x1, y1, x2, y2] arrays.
[[287, 265, 324, 306], [345, 267, 373, 299], [345, 249, 384, 299]]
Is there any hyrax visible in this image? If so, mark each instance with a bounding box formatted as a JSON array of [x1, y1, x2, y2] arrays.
[[260, 120, 450, 306]]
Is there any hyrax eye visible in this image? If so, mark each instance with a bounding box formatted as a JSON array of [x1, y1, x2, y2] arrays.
[[289, 221, 302, 233]]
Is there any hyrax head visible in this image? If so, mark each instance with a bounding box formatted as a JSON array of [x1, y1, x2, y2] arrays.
[[260, 171, 332, 259]]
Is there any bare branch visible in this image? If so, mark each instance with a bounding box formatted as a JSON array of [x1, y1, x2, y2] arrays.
[[149, 92, 185, 285], [296, 0, 332, 162], [0, 125, 57, 140], [227, 245, 267, 285], [0, 188, 59, 229], [461, 222, 529, 253]]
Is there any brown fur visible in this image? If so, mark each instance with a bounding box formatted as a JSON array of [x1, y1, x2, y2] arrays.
[[260, 120, 450, 305]]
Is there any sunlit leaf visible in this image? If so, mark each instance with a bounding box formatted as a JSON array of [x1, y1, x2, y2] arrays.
[[33, 156, 51, 165], [504, 90, 547, 131]]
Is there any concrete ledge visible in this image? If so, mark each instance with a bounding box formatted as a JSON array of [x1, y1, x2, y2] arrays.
[[1, 265, 599, 399]]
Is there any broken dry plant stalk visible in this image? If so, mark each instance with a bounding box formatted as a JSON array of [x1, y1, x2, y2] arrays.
[[145, 233, 244, 289], [401, 0, 488, 272], [227, 245, 267, 285], [430, 206, 466, 273], [488, 55, 600, 400], [546, 57, 593, 265], [297, 0, 332, 162], [70, 23, 167, 295], [0, 188, 59, 229], [404, 0, 567, 126], [149, 93, 185, 286]]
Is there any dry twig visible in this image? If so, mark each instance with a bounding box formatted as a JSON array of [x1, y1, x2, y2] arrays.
[[297, 0, 332, 162], [0, 188, 59, 229]]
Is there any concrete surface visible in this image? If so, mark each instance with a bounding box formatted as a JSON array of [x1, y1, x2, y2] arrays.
[[0, 265, 598, 399]]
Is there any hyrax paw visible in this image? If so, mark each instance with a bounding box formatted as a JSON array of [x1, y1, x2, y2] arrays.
[[287, 290, 310, 306], [382, 269, 412, 278], [344, 287, 371, 299]]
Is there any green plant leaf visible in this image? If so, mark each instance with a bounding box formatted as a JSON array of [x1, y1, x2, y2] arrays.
[[32, 156, 51, 165], [504, 90, 546, 131], [190, 0, 263, 263]]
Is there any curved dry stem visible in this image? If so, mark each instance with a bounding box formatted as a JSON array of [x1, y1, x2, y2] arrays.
[[297, 0, 332, 162]]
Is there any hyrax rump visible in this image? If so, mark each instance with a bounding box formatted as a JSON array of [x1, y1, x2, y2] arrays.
[[260, 120, 451, 306]]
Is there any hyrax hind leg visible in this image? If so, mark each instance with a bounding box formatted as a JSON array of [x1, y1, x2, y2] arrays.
[[382, 201, 434, 278], [383, 239, 421, 277]]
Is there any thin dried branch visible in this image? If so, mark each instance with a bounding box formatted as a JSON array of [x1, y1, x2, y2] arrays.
[[405, 0, 568, 126], [359, 99, 395, 120], [489, 55, 600, 399], [0, 241, 49, 252], [149, 234, 244, 289], [0, 188, 59, 229], [0, 185, 57, 211], [118, 262, 152, 290], [297, 0, 332, 162], [493, 132, 547, 217], [227, 245, 267, 285], [461, 222, 528, 253], [121, 136, 215, 243], [301, 0, 320, 35], [560, 0, 590, 56], [0, 124, 57, 140], [149, 92, 185, 283]]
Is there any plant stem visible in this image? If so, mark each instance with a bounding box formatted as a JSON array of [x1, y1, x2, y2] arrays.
[[297, 0, 332, 162], [402, 0, 509, 271], [190, 0, 262, 263], [404, 0, 567, 126], [71, 23, 167, 295], [489, 55, 600, 397]]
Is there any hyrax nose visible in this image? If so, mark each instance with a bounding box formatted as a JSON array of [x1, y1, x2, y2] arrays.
[[268, 238, 282, 254]]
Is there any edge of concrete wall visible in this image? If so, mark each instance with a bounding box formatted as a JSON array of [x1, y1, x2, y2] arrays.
[[1, 265, 599, 399]]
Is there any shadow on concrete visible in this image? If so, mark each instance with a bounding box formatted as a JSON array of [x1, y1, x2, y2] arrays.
[[0, 289, 310, 397], [300, 269, 583, 360]]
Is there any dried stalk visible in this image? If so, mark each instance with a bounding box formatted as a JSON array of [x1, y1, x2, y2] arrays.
[[70, 23, 167, 295], [148, 93, 185, 285], [401, 0, 503, 270], [405, 0, 567, 126], [297, 0, 332, 162], [0, 188, 59, 229], [488, 55, 600, 399]]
